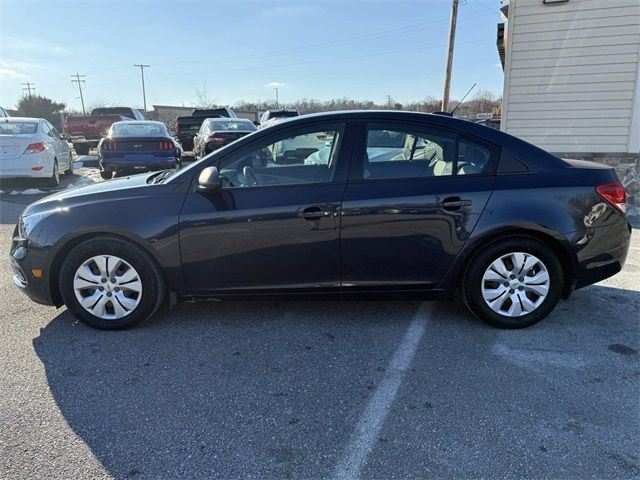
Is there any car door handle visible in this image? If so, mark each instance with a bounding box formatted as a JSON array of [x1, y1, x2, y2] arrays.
[[439, 197, 472, 210], [301, 206, 332, 220]]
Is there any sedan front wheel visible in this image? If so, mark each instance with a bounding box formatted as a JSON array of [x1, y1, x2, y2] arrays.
[[59, 236, 165, 329]]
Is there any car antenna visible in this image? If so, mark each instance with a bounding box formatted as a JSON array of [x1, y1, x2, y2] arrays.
[[450, 83, 477, 116]]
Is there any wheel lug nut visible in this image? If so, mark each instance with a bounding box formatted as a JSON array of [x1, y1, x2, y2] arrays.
[[114, 287, 120, 292], [503, 282, 508, 287], [101, 278, 107, 283], [106, 292, 112, 297], [510, 274, 516, 279], [509, 288, 515, 294], [519, 277, 524, 282], [518, 286, 524, 291], [99, 286, 104, 291]]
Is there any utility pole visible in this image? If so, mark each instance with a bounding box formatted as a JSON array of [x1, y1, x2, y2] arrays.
[[441, 0, 459, 112], [21, 82, 35, 97], [387, 95, 393, 109], [274, 87, 279, 108], [134, 64, 150, 112], [71, 73, 86, 115]]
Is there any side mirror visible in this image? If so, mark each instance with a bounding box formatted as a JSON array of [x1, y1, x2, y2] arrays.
[[197, 166, 221, 193]]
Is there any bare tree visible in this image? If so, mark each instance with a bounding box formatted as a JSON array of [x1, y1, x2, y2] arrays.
[[194, 84, 219, 108]]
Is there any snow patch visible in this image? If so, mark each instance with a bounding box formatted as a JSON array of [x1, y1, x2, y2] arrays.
[[75, 155, 99, 162], [10, 188, 44, 195]]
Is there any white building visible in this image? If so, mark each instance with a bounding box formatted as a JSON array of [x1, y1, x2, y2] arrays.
[[499, 0, 640, 157]]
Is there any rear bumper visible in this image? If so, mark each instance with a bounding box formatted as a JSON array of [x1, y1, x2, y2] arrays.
[[0, 162, 54, 179], [573, 217, 632, 289], [100, 156, 178, 174]]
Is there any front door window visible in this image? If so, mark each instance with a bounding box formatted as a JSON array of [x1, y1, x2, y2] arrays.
[[217, 125, 344, 188]]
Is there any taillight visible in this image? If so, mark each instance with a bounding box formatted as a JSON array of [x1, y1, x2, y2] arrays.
[[208, 136, 226, 145], [24, 142, 46, 154], [101, 141, 117, 151], [159, 141, 173, 150], [596, 182, 626, 214]]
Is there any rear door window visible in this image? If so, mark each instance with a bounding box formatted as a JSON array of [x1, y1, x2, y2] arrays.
[[352, 122, 497, 180]]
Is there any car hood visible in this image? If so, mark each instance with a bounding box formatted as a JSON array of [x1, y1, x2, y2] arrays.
[[23, 172, 159, 217]]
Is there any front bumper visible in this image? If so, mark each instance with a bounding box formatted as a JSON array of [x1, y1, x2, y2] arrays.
[[9, 233, 57, 306]]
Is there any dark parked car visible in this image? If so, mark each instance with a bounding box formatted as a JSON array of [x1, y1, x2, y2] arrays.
[[10, 111, 631, 330], [175, 108, 237, 151], [64, 107, 146, 155], [98, 121, 180, 179], [193, 118, 257, 158]]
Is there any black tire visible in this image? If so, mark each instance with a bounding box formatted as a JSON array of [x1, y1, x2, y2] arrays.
[[47, 161, 60, 187], [462, 236, 564, 329], [74, 143, 90, 156], [64, 154, 74, 175], [100, 169, 112, 180], [59, 236, 165, 330]]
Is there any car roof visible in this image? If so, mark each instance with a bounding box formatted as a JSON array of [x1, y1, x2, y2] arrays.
[[1, 117, 42, 122], [207, 117, 252, 122], [111, 120, 165, 126]]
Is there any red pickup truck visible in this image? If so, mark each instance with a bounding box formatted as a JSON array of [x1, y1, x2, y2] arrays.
[[64, 107, 145, 155]]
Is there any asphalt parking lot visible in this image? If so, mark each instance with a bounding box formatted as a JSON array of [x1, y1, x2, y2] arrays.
[[0, 167, 639, 479]]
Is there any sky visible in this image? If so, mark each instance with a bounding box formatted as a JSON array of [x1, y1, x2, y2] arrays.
[[0, 0, 504, 112]]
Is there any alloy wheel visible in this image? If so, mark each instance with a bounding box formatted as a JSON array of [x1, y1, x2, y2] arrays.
[[73, 255, 143, 320], [480, 252, 550, 317]]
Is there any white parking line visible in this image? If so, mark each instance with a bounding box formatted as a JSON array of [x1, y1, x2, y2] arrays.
[[332, 303, 433, 480]]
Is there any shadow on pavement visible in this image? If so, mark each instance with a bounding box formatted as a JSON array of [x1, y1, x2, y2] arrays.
[[33, 300, 422, 479], [32, 283, 640, 478]]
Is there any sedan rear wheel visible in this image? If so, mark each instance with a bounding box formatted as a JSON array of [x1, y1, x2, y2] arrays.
[[60, 236, 165, 329], [47, 161, 60, 187], [463, 237, 563, 328], [481, 252, 550, 317]]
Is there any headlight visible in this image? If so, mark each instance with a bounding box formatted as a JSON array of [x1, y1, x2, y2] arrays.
[[20, 208, 66, 237]]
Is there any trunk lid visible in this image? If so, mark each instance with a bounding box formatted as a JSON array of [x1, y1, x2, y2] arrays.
[[102, 137, 174, 157], [0, 134, 34, 160], [209, 131, 252, 144]]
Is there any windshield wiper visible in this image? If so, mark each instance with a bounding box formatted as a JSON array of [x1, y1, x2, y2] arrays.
[[150, 169, 175, 184]]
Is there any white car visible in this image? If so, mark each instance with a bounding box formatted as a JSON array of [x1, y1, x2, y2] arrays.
[[0, 117, 73, 187]]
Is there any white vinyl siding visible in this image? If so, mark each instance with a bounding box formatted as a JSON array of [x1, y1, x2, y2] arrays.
[[501, 0, 640, 154]]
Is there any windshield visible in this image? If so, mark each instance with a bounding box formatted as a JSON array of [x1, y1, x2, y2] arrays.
[[270, 111, 298, 119], [0, 122, 37, 134], [93, 108, 135, 118], [210, 120, 256, 131], [111, 123, 166, 137]]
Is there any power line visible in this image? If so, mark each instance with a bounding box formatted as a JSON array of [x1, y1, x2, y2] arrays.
[[134, 64, 150, 111], [145, 38, 491, 79], [473, 0, 498, 14], [87, 8, 493, 74], [71, 73, 86, 115], [21, 82, 35, 97]]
